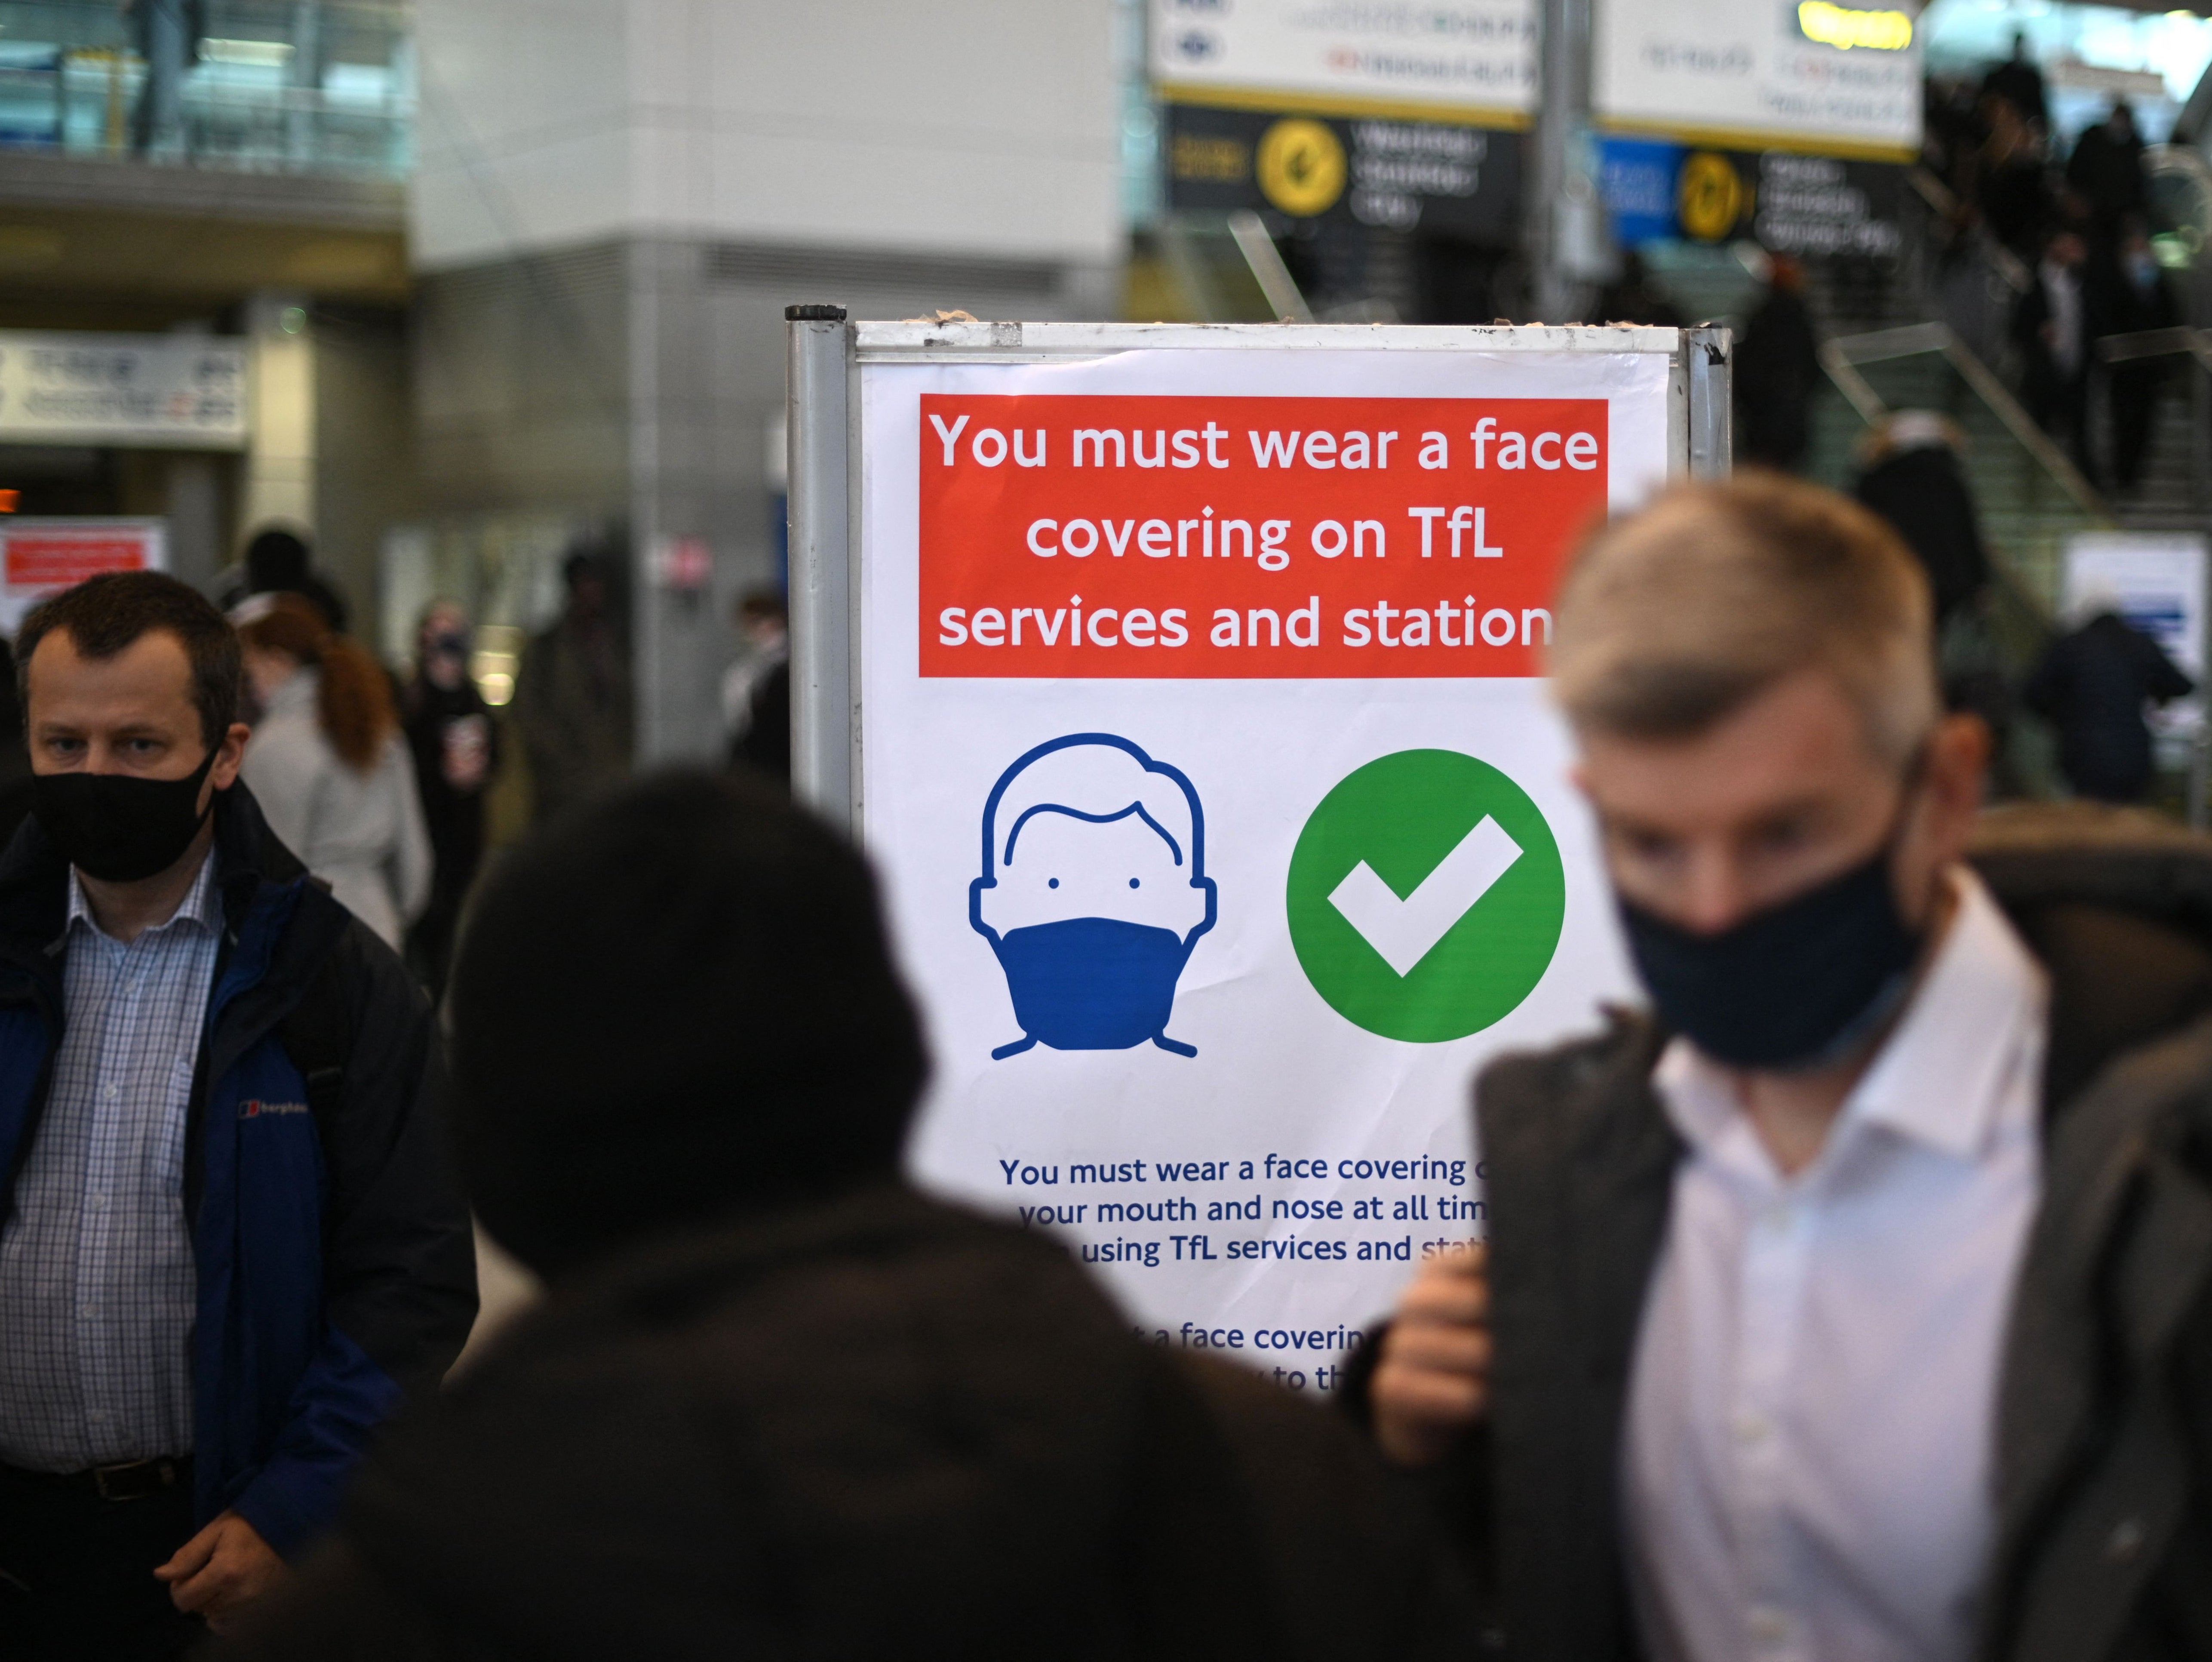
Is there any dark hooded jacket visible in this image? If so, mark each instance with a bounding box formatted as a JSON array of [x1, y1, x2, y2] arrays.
[[1853, 444, 1990, 627], [0, 784, 476, 1553], [2026, 612, 2195, 804], [219, 1185, 1471, 1661], [1349, 804, 2212, 1662]]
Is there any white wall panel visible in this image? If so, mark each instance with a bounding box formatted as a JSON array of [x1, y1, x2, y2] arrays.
[[414, 0, 1120, 270]]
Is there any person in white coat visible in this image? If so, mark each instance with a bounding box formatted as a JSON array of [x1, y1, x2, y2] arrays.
[[237, 596, 432, 950]]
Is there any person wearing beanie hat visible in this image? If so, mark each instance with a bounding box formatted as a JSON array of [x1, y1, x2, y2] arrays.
[[216, 770, 1472, 1662], [448, 768, 926, 1276]]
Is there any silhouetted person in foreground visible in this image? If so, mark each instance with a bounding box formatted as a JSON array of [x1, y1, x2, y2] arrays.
[[2026, 598, 2194, 803], [218, 772, 1469, 1662]]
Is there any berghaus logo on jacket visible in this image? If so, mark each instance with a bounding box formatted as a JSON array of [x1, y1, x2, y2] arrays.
[[240, 1100, 310, 1119]]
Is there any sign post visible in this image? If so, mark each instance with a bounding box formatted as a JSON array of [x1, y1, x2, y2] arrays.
[[789, 314, 1725, 1380]]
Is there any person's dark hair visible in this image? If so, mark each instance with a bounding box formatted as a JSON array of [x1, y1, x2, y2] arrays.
[[735, 585, 786, 625], [561, 541, 622, 591], [245, 527, 311, 592], [16, 571, 241, 748], [447, 769, 928, 1278]]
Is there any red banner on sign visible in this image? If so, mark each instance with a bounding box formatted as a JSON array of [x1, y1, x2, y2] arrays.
[[5, 533, 149, 588], [917, 393, 1607, 678]]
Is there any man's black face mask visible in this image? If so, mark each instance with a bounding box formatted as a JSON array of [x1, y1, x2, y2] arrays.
[[33, 746, 221, 884], [1616, 806, 1926, 1073]]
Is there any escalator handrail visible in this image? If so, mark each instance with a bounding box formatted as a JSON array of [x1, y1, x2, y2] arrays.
[[1822, 320, 2109, 522]]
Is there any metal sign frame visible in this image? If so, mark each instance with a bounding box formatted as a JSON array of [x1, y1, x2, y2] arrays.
[[785, 312, 1731, 834]]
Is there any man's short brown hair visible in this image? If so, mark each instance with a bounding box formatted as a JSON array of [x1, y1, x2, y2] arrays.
[[1549, 472, 1939, 766], [16, 571, 243, 748]]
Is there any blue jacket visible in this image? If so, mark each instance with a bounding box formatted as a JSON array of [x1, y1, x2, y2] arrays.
[[0, 784, 477, 1555]]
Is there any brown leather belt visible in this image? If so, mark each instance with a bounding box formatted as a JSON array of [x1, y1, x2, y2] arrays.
[[0, 1454, 190, 1502]]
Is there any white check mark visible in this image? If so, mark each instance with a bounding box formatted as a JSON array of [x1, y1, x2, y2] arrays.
[[1327, 816, 1524, 977]]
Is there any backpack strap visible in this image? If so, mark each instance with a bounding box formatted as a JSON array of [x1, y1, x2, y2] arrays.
[[280, 948, 353, 1136]]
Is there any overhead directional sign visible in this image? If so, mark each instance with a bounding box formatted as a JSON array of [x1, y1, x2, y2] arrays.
[[1149, 0, 1536, 126], [0, 330, 246, 449], [1594, 0, 1923, 159]]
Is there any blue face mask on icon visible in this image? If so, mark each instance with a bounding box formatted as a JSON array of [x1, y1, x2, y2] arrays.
[[991, 917, 1198, 1053]]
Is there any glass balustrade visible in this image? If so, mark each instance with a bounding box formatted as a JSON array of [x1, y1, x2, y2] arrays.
[[0, 0, 411, 179]]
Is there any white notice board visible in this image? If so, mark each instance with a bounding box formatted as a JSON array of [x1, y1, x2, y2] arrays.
[[0, 518, 167, 636], [790, 319, 1724, 1390]]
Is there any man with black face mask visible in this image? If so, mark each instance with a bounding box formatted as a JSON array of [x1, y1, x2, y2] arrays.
[[1350, 475, 2212, 1662], [0, 573, 476, 1657]]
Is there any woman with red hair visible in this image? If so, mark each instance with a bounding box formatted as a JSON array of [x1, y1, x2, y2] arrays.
[[237, 597, 432, 949]]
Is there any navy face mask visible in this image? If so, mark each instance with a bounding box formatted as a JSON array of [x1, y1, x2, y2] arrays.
[[1618, 840, 1923, 1072], [990, 917, 1198, 1057]]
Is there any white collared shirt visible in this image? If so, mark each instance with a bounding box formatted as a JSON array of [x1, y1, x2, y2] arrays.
[[1623, 868, 2046, 1662]]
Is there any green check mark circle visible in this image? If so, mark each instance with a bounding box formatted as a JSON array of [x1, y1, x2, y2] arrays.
[[1287, 750, 1567, 1043]]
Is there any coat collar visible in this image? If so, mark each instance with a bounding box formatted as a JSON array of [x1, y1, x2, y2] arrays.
[[0, 781, 310, 968]]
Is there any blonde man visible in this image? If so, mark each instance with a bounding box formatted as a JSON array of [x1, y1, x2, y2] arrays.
[[1358, 474, 2212, 1662]]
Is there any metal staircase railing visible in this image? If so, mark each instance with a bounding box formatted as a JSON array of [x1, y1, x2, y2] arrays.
[[2097, 325, 2212, 517], [1820, 321, 2108, 522]]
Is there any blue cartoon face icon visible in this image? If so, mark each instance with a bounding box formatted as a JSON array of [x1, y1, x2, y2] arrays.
[[971, 734, 1217, 1060]]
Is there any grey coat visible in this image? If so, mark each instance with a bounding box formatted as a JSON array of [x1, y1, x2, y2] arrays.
[[1385, 805, 2212, 1662]]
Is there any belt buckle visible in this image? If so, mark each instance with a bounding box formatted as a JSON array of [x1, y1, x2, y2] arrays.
[[92, 1458, 173, 1502]]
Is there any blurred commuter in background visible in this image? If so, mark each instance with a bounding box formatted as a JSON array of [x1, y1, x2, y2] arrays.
[[1592, 250, 1685, 329], [400, 602, 497, 997], [237, 597, 431, 951], [1355, 477, 2212, 1662], [2098, 217, 2177, 496], [723, 587, 790, 783], [220, 528, 351, 637], [2016, 227, 2095, 481], [1852, 411, 1989, 631], [1981, 33, 2047, 139], [0, 573, 474, 1656], [1972, 88, 2051, 261], [515, 544, 632, 824], [2026, 591, 2194, 803], [220, 771, 1469, 1662], [731, 655, 790, 783], [2066, 101, 2146, 251], [1732, 253, 1820, 473]]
